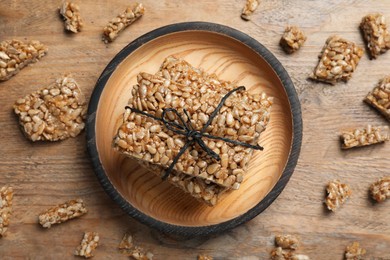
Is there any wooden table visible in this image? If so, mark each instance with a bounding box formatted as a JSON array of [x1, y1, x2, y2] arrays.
[[1, 0, 389, 259]]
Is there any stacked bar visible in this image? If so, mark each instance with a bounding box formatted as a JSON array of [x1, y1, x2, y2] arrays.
[[113, 56, 272, 206]]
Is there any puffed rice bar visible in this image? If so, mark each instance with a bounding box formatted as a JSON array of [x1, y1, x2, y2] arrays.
[[275, 235, 299, 250], [280, 26, 306, 54], [0, 39, 47, 81], [271, 247, 309, 260], [13, 75, 87, 142], [360, 13, 390, 59], [310, 36, 363, 85], [345, 242, 366, 260], [118, 233, 153, 259], [198, 254, 213, 260], [325, 180, 351, 211], [370, 176, 390, 202], [114, 72, 272, 189], [60, 2, 83, 33], [340, 125, 389, 149], [364, 77, 390, 121], [0, 186, 13, 237], [103, 3, 145, 43], [241, 0, 260, 21], [74, 232, 99, 258], [38, 198, 87, 228]]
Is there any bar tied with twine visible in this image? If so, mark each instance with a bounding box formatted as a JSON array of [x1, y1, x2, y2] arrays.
[[126, 86, 264, 180]]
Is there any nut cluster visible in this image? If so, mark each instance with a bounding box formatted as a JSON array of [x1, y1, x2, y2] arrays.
[[360, 13, 390, 59], [0, 39, 47, 81], [370, 176, 390, 202], [271, 234, 309, 260], [280, 26, 307, 53], [38, 198, 87, 228], [102, 3, 145, 43], [59, 1, 83, 33], [325, 180, 352, 211], [364, 76, 390, 121], [345, 242, 366, 260], [241, 0, 260, 21], [74, 232, 100, 259], [340, 125, 389, 149], [275, 235, 300, 250], [118, 233, 153, 260], [310, 36, 364, 85], [13, 75, 87, 142], [0, 186, 13, 237]]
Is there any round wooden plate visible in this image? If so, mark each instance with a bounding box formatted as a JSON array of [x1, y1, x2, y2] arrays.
[[87, 22, 302, 237]]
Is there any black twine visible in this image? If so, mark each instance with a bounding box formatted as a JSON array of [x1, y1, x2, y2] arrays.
[[125, 86, 264, 180]]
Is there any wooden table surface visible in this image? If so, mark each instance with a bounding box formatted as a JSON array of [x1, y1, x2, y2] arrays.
[[1, 0, 389, 259]]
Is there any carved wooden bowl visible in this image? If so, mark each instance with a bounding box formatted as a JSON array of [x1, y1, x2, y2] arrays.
[[86, 22, 302, 237]]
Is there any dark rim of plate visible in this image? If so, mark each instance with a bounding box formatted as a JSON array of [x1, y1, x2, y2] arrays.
[[86, 21, 302, 238]]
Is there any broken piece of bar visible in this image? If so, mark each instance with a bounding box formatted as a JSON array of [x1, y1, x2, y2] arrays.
[[13, 75, 87, 142], [364, 77, 390, 121], [270, 247, 309, 260], [310, 36, 363, 85], [325, 180, 351, 211], [360, 13, 390, 59], [370, 176, 390, 202], [118, 233, 153, 259], [198, 254, 213, 260], [74, 232, 99, 258], [102, 3, 145, 43], [0, 39, 47, 81], [241, 0, 260, 21], [0, 186, 14, 237], [275, 235, 299, 250], [59, 1, 83, 33], [345, 242, 366, 260], [340, 125, 389, 149], [38, 198, 87, 228], [280, 26, 307, 54]]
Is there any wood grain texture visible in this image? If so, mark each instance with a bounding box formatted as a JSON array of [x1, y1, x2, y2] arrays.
[[0, 0, 389, 259], [88, 24, 301, 235]]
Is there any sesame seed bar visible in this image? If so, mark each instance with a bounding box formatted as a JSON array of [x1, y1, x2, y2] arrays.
[[74, 232, 99, 258], [280, 26, 307, 54], [38, 198, 87, 228], [13, 75, 87, 142], [275, 235, 299, 250], [325, 180, 351, 211], [0, 39, 47, 81], [59, 2, 83, 33], [364, 77, 390, 121], [340, 125, 389, 149], [310, 36, 363, 85], [360, 13, 390, 59], [345, 242, 366, 260], [370, 176, 390, 202], [102, 3, 145, 43], [118, 233, 153, 260], [114, 72, 272, 189], [241, 0, 260, 21], [0, 186, 14, 237]]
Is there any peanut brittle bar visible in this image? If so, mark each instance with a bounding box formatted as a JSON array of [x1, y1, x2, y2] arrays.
[[280, 26, 307, 54], [241, 0, 260, 21], [103, 3, 145, 43], [340, 125, 389, 149], [60, 2, 83, 33], [370, 176, 390, 202], [360, 13, 390, 59], [74, 232, 99, 258], [13, 75, 87, 142], [310, 36, 363, 85], [0, 39, 47, 81], [325, 180, 351, 211], [364, 77, 390, 121], [0, 186, 14, 237], [38, 198, 87, 228], [114, 72, 272, 189], [275, 235, 299, 250], [345, 242, 366, 260]]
